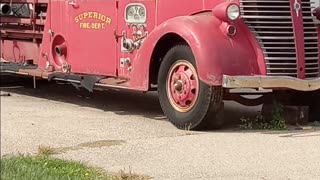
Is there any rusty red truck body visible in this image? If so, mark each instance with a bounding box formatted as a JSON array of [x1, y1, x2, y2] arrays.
[[1, 0, 320, 130]]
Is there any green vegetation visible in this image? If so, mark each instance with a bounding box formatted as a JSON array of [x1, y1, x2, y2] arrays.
[[269, 100, 287, 130], [1, 155, 150, 180], [240, 100, 288, 130], [240, 115, 271, 130], [1, 155, 111, 180]]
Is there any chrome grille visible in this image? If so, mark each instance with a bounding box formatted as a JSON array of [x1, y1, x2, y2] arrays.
[[302, 0, 319, 78], [240, 0, 297, 77]]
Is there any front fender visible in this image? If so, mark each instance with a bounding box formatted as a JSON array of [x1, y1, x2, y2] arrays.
[[130, 14, 260, 91]]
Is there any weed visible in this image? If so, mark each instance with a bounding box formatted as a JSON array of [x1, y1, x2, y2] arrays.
[[240, 115, 271, 130], [184, 124, 195, 136], [37, 145, 57, 156], [114, 166, 151, 180], [269, 100, 287, 130], [240, 100, 287, 130]]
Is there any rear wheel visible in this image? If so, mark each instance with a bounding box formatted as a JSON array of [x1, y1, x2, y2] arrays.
[[157, 45, 224, 130]]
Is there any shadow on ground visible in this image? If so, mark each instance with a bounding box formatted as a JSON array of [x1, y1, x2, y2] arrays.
[[4, 74, 317, 135]]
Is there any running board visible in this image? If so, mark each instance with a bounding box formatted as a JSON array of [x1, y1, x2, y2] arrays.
[[1, 62, 133, 91], [51, 75, 130, 92]]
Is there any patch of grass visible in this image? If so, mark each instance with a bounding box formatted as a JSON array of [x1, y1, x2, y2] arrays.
[[1, 155, 112, 180], [240, 100, 288, 131], [0, 155, 150, 180]]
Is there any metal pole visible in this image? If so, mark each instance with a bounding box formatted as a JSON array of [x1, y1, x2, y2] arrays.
[[33, 76, 36, 89]]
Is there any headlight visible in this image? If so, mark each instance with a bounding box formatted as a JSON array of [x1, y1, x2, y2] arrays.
[[227, 4, 240, 21]]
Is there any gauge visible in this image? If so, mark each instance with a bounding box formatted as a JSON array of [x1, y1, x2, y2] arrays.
[[127, 6, 135, 17], [125, 4, 147, 24], [138, 7, 145, 17]]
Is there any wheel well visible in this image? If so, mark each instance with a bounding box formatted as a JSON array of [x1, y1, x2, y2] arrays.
[[149, 33, 187, 89]]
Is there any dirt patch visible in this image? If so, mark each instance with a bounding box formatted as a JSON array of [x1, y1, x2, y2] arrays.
[[38, 140, 126, 155]]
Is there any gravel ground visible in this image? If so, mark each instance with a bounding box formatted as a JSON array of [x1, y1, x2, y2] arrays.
[[1, 75, 320, 179]]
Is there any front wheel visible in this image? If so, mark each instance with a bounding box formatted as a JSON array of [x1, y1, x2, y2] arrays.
[[157, 45, 224, 130]]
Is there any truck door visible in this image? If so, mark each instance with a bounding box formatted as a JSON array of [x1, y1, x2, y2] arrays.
[[116, 0, 155, 78], [66, 0, 117, 76]]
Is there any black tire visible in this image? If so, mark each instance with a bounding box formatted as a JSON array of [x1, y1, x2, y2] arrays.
[[157, 44, 224, 130]]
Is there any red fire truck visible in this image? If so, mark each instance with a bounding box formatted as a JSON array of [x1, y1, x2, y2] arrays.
[[1, 0, 320, 130]]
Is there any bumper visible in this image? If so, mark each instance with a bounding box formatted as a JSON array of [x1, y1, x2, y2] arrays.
[[222, 75, 320, 91]]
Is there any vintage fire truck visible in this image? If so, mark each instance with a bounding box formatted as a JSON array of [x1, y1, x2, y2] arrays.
[[1, 0, 320, 130]]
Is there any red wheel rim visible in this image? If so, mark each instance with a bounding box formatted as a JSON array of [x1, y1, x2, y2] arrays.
[[166, 60, 199, 113]]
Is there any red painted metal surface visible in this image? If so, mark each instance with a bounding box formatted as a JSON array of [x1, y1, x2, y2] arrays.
[[130, 14, 259, 90], [291, 0, 306, 79], [65, 1, 117, 76], [1, 0, 319, 92], [116, 0, 156, 79]]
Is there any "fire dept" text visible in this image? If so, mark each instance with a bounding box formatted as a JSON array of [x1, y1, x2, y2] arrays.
[[75, 12, 112, 29]]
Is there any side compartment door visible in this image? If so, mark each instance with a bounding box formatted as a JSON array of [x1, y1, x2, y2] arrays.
[[116, 0, 155, 78], [66, 0, 117, 76]]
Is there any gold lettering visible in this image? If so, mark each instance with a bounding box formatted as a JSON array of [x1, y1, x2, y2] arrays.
[[105, 17, 112, 25], [80, 22, 90, 29], [91, 23, 96, 29], [79, 14, 83, 21], [93, 12, 98, 19], [83, 12, 88, 19], [101, 15, 106, 22], [75, 16, 79, 23], [92, 23, 102, 29], [76, 12, 112, 29], [89, 12, 93, 18]]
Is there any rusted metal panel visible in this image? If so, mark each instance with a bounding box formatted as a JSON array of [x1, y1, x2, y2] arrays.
[[1, 40, 41, 64], [0, 17, 45, 25], [1, 0, 48, 3], [1, 29, 43, 39]]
